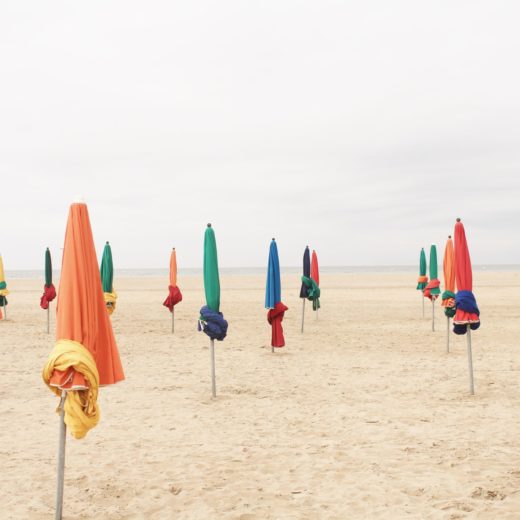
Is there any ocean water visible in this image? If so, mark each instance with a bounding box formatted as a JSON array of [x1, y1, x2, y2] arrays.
[[5, 265, 520, 280]]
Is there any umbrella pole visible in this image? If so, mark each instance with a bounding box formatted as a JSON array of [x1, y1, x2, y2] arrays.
[[171, 308, 174, 334], [467, 325, 475, 395], [301, 299, 305, 333], [55, 391, 67, 520], [3, 302, 6, 320], [210, 339, 216, 397], [47, 306, 50, 334], [422, 295, 424, 317], [432, 300, 435, 332], [316, 307, 318, 320], [446, 316, 450, 353]]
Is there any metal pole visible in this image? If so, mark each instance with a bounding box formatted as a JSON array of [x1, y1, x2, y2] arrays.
[[301, 299, 305, 333], [446, 316, 450, 353], [47, 306, 50, 334], [210, 339, 216, 398], [55, 391, 67, 520], [431, 300, 434, 331], [171, 308, 174, 334], [467, 325, 475, 395]]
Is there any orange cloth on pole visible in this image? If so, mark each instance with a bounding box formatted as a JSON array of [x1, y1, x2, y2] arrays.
[[53, 202, 125, 387], [310, 250, 319, 286]]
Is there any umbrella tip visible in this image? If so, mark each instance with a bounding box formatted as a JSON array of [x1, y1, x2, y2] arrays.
[[448, 235, 452, 239], [207, 223, 212, 228], [106, 241, 109, 244], [456, 217, 461, 222], [272, 237, 275, 241]]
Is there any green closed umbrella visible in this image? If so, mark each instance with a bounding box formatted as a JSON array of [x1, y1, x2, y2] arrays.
[[100, 242, 117, 315], [203, 225, 220, 312], [45, 248, 52, 287], [200, 224, 227, 397], [41, 248, 57, 332], [424, 244, 441, 331], [417, 248, 428, 317]]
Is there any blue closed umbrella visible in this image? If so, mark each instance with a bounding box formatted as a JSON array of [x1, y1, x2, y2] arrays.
[[265, 239, 288, 351], [299, 246, 310, 298], [265, 239, 281, 309], [300, 246, 310, 333]]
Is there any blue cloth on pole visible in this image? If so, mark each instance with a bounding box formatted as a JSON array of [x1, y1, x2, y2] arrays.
[[299, 247, 310, 298], [453, 290, 481, 335], [265, 239, 281, 309], [198, 305, 228, 341]]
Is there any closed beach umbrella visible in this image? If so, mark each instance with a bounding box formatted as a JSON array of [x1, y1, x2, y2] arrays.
[[0, 254, 9, 320], [163, 248, 183, 333], [265, 239, 288, 351], [100, 241, 117, 315], [310, 250, 320, 286], [424, 245, 441, 331], [198, 224, 228, 397], [42, 201, 125, 518], [416, 248, 428, 317], [309, 249, 321, 316], [441, 236, 456, 352], [40, 248, 57, 333], [299, 246, 310, 333], [453, 218, 480, 394]]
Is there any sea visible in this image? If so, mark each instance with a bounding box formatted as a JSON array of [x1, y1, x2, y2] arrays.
[[5, 265, 520, 280]]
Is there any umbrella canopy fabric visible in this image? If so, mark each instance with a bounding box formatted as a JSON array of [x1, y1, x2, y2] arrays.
[[40, 248, 57, 310], [0, 255, 9, 318], [299, 246, 311, 298], [203, 224, 220, 313], [310, 250, 320, 286], [199, 224, 228, 340], [265, 239, 287, 348], [100, 242, 117, 315], [265, 239, 281, 309], [424, 245, 441, 300], [169, 248, 178, 287], [441, 237, 456, 318], [453, 219, 480, 334], [163, 248, 183, 311], [42, 202, 124, 439], [416, 248, 428, 290]]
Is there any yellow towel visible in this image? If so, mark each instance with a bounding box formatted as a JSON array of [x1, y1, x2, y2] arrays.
[[42, 339, 100, 439], [104, 290, 117, 315]]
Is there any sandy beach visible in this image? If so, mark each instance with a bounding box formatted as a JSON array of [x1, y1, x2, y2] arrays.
[[1, 271, 520, 519]]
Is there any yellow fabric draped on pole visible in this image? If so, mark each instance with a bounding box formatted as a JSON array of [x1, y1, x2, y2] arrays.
[[42, 339, 100, 439], [104, 290, 117, 315]]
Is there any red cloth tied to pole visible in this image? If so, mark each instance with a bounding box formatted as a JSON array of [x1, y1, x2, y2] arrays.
[[267, 301, 288, 348], [40, 284, 57, 309], [163, 285, 183, 312], [423, 279, 440, 300]]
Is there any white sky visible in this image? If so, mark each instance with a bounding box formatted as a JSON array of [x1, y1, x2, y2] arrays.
[[1, 1, 519, 269]]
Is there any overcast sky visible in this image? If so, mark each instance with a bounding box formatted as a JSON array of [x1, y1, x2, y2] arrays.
[[1, 1, 519, 269]]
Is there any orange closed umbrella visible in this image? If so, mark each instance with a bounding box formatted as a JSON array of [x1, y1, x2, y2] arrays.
[[51, 202, 124, 389], [42, 201, 124, 519], [441, 236, 456, 352], [163, 248, 183, 332]]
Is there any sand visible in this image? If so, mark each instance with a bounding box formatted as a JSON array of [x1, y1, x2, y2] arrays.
[[1, 271, 520, 519]]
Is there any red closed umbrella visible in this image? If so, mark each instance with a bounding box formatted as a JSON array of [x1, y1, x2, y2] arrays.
[[453, 218, 480, 394]]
